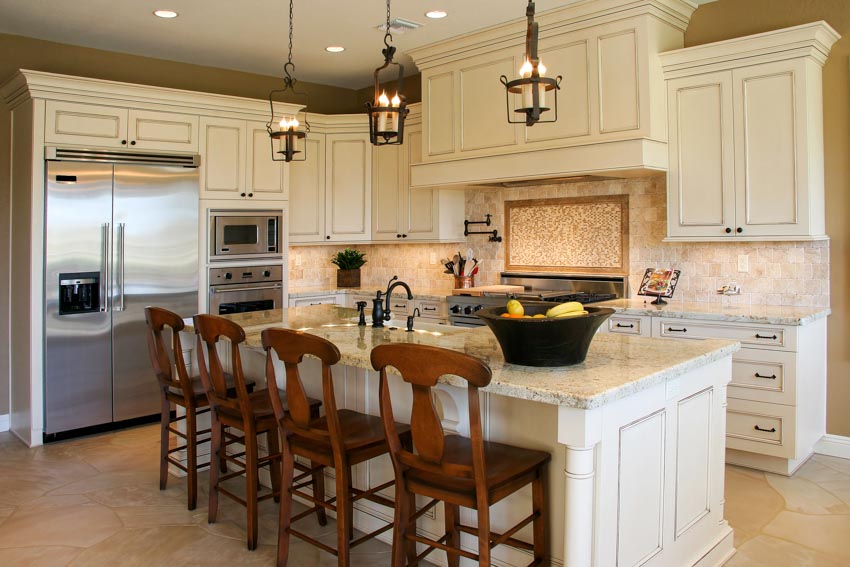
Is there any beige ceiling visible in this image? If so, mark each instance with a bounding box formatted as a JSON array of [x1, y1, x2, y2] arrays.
[[0, 0, 716, 89]]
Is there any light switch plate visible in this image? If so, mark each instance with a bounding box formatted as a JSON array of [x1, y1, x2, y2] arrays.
[[737, 255, 749, 272], [295, 254, 302, 266], [429, 252, 437, 265]]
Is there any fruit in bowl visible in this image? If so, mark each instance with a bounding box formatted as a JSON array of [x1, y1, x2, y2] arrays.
[[477, 300, 614, 367]]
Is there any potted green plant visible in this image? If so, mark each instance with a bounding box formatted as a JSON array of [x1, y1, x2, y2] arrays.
[[331, 248, 367, 288]]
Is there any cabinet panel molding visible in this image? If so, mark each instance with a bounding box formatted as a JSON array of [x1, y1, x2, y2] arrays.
[[598, 29, 640, 134]]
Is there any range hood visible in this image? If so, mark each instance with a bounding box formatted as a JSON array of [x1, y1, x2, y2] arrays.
[[407, 0, 694, 188]]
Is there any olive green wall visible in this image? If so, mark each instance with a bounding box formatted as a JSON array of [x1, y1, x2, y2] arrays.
[[686, 0, 850, 437]]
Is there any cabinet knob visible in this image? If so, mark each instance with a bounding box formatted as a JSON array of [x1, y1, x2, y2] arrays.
[[326, 235, 331, 240], [736, 227, 743, 233], [240, 193, 246, 197], [725, 227, 732, 234], [396, 234, 401, 238], [248, 193, 253, 198], [130, 140, 136, 146], [121, 140, 127, 145], [402, 234, 408, 238]]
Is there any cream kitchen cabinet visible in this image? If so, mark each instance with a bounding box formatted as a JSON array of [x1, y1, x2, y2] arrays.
[[290, 124, 372, 243], [407, 0, 695, 187], [45, 100, 199, 152], [289, 293, 341, 307], [662, 22, 839, 241], [198, 116, 287, 202], [372, 106, 465, 242]]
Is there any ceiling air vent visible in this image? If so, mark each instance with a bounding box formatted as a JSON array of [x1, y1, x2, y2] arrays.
[[376, 18, 423, 34]]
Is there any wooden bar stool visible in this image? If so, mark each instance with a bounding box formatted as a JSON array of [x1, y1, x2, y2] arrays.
[[193, 314, 320, 550], [261, 327, 412, 567], [144, 306, 255, 510], [371, 343, 551, 567]]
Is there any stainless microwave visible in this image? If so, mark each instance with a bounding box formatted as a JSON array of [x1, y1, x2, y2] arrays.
[[209, 210, 283, 261]]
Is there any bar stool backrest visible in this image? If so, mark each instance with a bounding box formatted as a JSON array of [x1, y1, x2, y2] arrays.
[[261, 328, 340, 440], [144, 306, 191, 402], [193, 314, 253, 419], [371, 343, 493, 482]]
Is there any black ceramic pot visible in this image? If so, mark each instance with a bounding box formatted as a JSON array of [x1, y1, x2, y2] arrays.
[[476, 301, 614, 367]]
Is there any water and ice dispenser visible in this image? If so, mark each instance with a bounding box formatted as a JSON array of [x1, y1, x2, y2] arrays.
[[58, 272, 100, 315]]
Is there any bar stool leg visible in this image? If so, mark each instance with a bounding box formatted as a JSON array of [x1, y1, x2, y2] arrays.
[[312, 461, 327, 526], [268, 428, 282, 504], [208, 416, 222, 524], [159, 393, 170, 491], [391, 483, 412, 567], [186, 407, 198, 510], [532, 467, 549, 566], [335, 463, 352, 567], [444, 503, 460, 567], [245, 429, 260, 551], [277, 442, 295, 567], [476, 498, 491, 566]]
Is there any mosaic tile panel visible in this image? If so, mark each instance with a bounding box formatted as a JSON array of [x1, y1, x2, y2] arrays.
[[505, 195, 628, 274]]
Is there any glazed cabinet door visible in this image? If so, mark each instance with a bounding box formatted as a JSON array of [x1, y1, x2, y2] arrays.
[[127, 109, 199, 152], [45, 100, 129, 148], [289, 135, 326, 243], [666, 71, 736, 238], [198, 116, 246, 200], [325, 133, 371, 242], [403, 125, 439, 240], [245, 120, 287, 201], [732, 60, 810, 237], [371, 143, 405, 241]]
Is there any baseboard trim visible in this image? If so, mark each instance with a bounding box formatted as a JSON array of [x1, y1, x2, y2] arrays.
[[0, 414, 8, 432], [814, 434, 850, 460]]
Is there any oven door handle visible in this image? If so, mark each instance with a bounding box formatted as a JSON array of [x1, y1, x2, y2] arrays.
[[210, 284, 282, 293]]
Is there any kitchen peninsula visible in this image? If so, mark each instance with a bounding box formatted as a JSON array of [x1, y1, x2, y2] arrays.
[[208, 304, 739, 567]]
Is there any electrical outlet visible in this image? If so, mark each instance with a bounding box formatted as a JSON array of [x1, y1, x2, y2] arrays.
[[429, 252, 437, 265], [737, 255, 749, 272], [295, 254, 302, 267]]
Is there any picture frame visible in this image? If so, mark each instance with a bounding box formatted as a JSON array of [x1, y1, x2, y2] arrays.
[[637, 268, 681, 305]]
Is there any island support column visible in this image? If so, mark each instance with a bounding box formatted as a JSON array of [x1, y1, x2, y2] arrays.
[[558, 406, 602, 566]]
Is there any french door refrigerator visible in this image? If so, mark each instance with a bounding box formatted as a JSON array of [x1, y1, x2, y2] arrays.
[[44, 149, 199, 437]]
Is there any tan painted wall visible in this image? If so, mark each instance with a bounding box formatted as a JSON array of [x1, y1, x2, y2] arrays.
[[0, 33, 365, 417], [685, 0, 850, 436]]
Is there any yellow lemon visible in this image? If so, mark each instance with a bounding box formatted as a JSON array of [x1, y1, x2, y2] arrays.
[[532, 314, 546, 318], [506, 299, 524, 316]]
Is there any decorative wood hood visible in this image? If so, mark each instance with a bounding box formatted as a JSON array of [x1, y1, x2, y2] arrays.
[[408, 0, 697, 188]]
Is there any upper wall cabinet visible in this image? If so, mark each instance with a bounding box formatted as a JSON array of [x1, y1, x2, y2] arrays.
[[661, 22, 839, 241], [45, 100, 199, 152], [199, 117, 289, 202], [408, 0, 696, 187]]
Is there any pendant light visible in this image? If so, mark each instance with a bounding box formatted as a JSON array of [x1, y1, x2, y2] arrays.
[[266, 0, 308, 162], [365, 0, 409, 145], [500, 0, 562, 126]]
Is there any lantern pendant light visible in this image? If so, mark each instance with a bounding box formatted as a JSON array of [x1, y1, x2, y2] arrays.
[[266, 0, 309, 162], [500, 0, 562, 126], [365, 0, 409, 146]]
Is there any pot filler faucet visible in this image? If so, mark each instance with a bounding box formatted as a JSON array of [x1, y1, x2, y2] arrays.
[[372, 275, 413, 327]]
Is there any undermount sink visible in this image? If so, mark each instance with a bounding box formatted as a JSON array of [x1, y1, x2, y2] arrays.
[[345, 317, 465, 335]]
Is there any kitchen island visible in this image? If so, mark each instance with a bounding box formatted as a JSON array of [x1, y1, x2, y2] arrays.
[[205, 305, 740, 567]]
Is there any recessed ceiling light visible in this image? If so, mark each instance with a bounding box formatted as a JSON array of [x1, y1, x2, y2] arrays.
[[153, 10, 179, 19], [325, 46, 345, 53], [425, 10, 447, 19]]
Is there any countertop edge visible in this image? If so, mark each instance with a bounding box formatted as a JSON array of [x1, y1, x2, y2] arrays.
[[599, 302, 831, 326]]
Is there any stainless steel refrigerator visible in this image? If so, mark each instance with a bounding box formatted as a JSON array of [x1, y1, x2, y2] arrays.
[[44, 148, 199, 437]]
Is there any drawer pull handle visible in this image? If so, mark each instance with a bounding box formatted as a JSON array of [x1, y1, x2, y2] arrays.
[[310, 302, 322, 305], [755, 334, 778, 340], [754, 425, 776, 433], [668, 327, 687, 333], [616, 323, 635, 328], [394, 304, 405, 308], [423, 307, 436, 311], [754, 373, 777, 380]]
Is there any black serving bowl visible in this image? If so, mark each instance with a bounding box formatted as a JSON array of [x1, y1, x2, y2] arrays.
[[476, 301, 614, 367]]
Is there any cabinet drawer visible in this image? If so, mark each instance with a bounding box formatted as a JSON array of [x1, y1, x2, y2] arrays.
[[129, 109, 199, 152], [45, 100, 129, 148], [290, 295, 338, 307], [655, 318, 793, 351], [386, 297, 412, 316], [605, 315, 650, 336], [415, 299, 447, 320], [729, 349, 795, 405], [726, 398, 795, 459]]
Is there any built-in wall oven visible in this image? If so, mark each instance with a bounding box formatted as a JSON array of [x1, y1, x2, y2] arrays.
[[209, 265, 283, 315], [209, 210, 283, 261]]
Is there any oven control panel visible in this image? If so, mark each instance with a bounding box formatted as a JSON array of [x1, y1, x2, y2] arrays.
[[209, 265, 282, 285]]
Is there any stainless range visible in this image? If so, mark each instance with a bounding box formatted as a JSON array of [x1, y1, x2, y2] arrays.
[[447, 273, 627, 327]]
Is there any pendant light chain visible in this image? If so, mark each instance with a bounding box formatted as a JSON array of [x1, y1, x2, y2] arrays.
[[384, 0, 393, 50], [284, 0, 295, 87]]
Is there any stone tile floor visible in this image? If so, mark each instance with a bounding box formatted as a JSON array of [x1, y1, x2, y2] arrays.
[[0, 423, 848, 565]]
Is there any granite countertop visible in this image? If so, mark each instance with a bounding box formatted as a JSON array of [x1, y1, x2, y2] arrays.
[[289, 285, 450, 301], [190, 305, 739, 410], [597, 298, 830, 326]]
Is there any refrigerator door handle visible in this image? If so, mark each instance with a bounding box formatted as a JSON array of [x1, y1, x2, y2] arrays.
[[117, 222, 126, 311], [101, 222, 110, 312]]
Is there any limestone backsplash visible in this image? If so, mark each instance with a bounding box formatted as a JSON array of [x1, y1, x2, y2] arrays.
[[289, 175, 829, 307]]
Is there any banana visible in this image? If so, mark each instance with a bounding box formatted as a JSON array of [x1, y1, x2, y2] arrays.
[[555, 310, 588, 318], [545, 301, 584, 318]]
